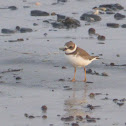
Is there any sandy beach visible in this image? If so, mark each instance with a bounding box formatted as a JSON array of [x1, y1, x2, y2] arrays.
[[0, 0, 126, 126]]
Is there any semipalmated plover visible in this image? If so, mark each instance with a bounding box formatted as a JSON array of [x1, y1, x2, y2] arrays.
[[59, 41, 99, 82]]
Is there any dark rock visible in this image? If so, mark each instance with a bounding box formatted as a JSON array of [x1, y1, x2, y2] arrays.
[[89, 93, 95, 98], [63, 17, 80, 28], [28, 115, 35, 119], [97, 35, 105, 41], [42, 115, 47, 119], [117, 102, 124, 106], [107, 23, 119, 28], [61, 116, 74, 121], [33, 23, 38, 26], [106, 11, 115, 14], [114, 13, 125, 20], [51, 22, 65, 29], [57, 14, 66, 22], [88, 28, 96, 35], [86, 69, 92, 74], [116, 54, 120, 57], [99, 3, 124, 11], [20, 28, 33, 33], [8, 6, 17, 10], [51, 12, 56, 16], [52, 17, 80, 29], [87, 104, 94, 110], [57, 0, 67, 2], [1, 29, 15, 34], [80, 13, 101, 22], [110, 63, 115, 66], [24, 113, 29, 117], [113, 99, 118, 103], [31, 10, 49, 16], [62, 66, 67, 69], [16, 77, 22, 80], [71, 123, 79, 126], [76, 115, 83, 121], [41, 105, 47, 111], [121, 24, 126, 28], [101, 72, 108, 76], [58, 79, 65, 81]]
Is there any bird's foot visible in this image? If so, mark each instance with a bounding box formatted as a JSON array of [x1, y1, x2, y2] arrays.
[[71, 78, 76, 82]]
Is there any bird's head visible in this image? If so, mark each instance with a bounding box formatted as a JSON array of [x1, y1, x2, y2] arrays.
[[59, 41, 77, 54]]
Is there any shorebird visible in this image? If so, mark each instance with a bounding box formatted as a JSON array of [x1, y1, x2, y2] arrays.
[[59, 41, 99, 82]]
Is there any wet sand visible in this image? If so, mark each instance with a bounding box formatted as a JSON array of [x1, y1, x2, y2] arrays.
[[0, 0, 126, 126]]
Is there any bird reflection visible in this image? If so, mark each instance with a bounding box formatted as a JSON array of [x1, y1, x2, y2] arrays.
[[64, 83, 88, 117]]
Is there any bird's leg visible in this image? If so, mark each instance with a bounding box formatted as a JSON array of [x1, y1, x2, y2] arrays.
[[83, 67, 87, 82], [72, 67, 76, 82]]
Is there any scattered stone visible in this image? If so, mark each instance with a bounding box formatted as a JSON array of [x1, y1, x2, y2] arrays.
[[86, 115, 96, 123], [88, 28, 96, 35], [97, 35, 105, 41], [106, 11, 115, 14], [8, 38, 24, 42], [121, 24, 126, 28], [1, 69, 23, 74], [61, 116, 74, 121], [16, 77, 22, 80], [117, 102, 124, 106], [89, 93, 95, 98], [51, 12, 56, 16], [71, 123, 79, 126], [24, 113, 29, 117], [110, 63, 115, 66], [76, 115, 83, 121], [86, 69, 92, 74], [101, 72, 108, 76], [107, 23, 119, 28], [57, 14, 66, 22], [33, 23, 38, 26], [80, 13, 101, 22], [114, 13, 125, 20], [58, 79, 65, 81], [87, 104, 95, 110], [19, 28, 33, 33], [41, 105, 47, 111], [42, 115, 47, 119], [113, 99, 118, 103], [62, 66, 66, 69], [8, 6, 17, 10], [57, 0, 67, 2], [1, 28, 15, 34], [99, 3, 124, 11], [29, 115, 35, 119], [116, 54, 120, 57], [31, 10, 49, 16]]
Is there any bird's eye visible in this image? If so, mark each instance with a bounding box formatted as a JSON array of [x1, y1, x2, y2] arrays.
[[69, 46, 73, 49]]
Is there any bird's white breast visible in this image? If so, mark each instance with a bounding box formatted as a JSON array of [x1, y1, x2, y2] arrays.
[[65, 54, 92, 67]]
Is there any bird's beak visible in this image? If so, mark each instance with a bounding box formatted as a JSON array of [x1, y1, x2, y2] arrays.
[[59, 47, 67, 51]]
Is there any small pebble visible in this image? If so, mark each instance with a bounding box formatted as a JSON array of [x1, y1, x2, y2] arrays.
[[58, 79, 65, 81], [16, 77, 22, 80], [29, 115, 35, 119], [101, 72, 108, 76], [62, 66, 67, 69], [42, 115, 47, 119], [89, 93, 95, 98], [76, 115, 83, 121], [71, 123, 79, 126], [61, 116, 74, 121], [116, 54, 120, 57], [41, 105, 47, 111], [110, 63, 115, 66]]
